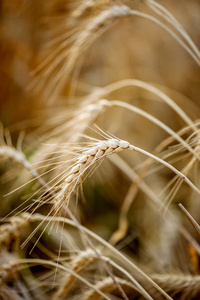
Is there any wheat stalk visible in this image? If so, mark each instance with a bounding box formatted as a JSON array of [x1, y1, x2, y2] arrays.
[[71, 0, 109, 21], [101, 79, 198, 130]]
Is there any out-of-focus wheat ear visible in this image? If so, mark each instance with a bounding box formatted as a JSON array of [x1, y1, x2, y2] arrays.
[[33, 5, 134, 103], [82, 276, 140, 300], [0, 213, 31, 249], [0, 145, 47, 188], [54, 249, 99, 299], [71, 0, 109, 21], [0, 253, 18, 286], [149, 273, 200, 300], [36, 0, 199, 103]]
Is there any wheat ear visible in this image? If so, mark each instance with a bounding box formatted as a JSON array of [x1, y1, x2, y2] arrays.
[[0, 263, 17, 286], [54, 138, 133, 211], [82, 276, 140, 300], [0, 255, 18, 286], [0, 213, 31, 248], [149, 273, 200, 300], [0, 145, 47, 187], [54, 249, 99, 299]]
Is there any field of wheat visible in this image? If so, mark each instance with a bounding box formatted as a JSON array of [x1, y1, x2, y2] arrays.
[[0, 1, 200, 299]]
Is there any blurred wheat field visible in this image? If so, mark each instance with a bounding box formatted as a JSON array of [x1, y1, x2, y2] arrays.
[[0, 1, 200, 299]]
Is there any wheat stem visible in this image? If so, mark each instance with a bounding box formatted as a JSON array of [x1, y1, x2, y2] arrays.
[[101, 99, 200, 161], [102, 79, 197, 130]]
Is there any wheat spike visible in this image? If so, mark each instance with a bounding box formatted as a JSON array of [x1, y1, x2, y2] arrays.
[[0, 252, 18, 286], [0, 145, 47, 187], [0, 213, 30, 248], [0, 262, 17, 286], [54, 138, 132, 211], [54, 249, 99, 299], [149, 273, 200, 300], [82, 276, 139, 300], [0, 146, 28, 167]]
